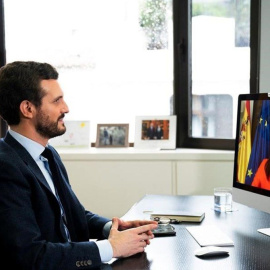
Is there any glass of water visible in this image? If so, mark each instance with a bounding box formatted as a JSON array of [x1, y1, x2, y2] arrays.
[[214, 187, 233, 212]]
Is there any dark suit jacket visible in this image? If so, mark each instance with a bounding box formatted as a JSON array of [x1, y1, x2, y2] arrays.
[[146, 127, 156, 139], [0, 133, 110, 270]]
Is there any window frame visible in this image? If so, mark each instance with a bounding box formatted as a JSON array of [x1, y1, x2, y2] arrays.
[[0, 1, 6, 138], [173, 0, 261, 150]]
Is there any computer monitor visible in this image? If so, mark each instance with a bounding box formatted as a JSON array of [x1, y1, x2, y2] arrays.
[[232, 93, 270, 213]]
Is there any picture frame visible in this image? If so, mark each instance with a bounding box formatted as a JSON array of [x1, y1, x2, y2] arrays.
[[49, 120, 90, 148], [96, 124, 129, 148], [134, 115, 177, 149]]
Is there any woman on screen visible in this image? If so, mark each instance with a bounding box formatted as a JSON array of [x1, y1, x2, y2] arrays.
[[252, 159, 270, 190]]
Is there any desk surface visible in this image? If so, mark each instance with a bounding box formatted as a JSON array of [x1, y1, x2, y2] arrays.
[[105, 194, 270, 270]]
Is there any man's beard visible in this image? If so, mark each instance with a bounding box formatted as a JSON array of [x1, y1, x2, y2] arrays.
[[35, 110, 66, 139]]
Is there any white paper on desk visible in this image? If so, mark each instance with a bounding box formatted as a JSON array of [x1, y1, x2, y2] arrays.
[[257, 228, 270, 236], [186, 225, 234, 247]]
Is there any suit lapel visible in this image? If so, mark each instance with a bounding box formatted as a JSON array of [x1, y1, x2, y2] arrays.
[[4, 133, 53, 193]]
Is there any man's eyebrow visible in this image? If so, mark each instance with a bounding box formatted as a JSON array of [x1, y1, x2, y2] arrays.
[[52, 95, 63, 101]]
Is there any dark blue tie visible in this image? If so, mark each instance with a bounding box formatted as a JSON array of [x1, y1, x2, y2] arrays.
[[41, 147, 71, 241]]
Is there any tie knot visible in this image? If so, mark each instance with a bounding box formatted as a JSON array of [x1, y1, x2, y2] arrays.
[[41, 147, 54, 161]]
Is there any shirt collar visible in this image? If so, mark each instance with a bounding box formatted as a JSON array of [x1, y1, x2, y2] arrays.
[[9, 130, 46, 161]]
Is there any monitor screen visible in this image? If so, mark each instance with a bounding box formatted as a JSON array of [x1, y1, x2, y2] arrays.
[[232, 93, 270, 213]]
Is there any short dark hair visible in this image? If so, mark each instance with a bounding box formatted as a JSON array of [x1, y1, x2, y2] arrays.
[[0, 61, 58, 125]]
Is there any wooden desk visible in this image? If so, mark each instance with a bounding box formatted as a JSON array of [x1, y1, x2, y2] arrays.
[[104, 194, 270, 270]]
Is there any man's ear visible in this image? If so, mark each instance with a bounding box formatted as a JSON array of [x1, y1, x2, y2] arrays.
[[20, 100, 35, 119]]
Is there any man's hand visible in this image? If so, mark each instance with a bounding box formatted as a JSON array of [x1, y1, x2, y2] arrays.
[[116, 218, 158, 231], [108, 217, 158, 258]]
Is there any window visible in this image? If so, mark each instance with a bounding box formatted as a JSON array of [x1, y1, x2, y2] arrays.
[[174, 0, 260, 150], [0, 0, 260, 150], [1, 0, 173, 143]]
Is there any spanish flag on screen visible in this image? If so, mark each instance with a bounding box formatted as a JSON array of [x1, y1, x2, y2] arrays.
[[237, 100, 251, 184]]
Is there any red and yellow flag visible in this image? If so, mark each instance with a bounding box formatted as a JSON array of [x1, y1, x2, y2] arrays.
[[237, 100, 251, 183]]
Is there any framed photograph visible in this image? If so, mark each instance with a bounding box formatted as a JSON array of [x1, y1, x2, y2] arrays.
[[134, 115, 177, 149], [49, 120, 90, 148], [96, 124, 129, 148]]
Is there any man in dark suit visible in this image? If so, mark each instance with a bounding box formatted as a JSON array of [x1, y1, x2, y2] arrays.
[[156, 125, 164, 140], [0, 61, 157, 269], [146, 122, 156, 139]]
